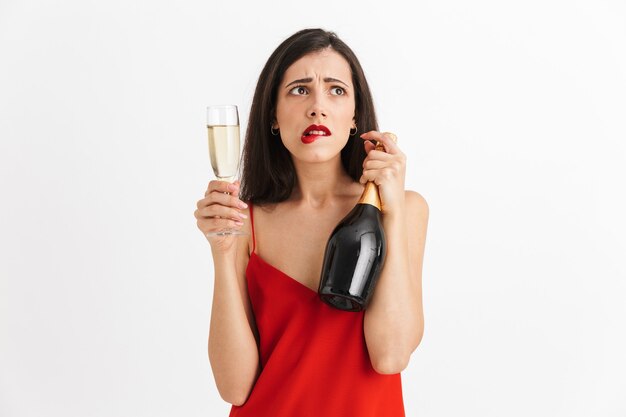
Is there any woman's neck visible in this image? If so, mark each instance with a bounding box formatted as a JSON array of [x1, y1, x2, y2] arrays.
[[289, 157, 360, 209]]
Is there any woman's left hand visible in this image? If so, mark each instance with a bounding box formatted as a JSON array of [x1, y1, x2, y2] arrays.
[[359, 131, 407, 217]]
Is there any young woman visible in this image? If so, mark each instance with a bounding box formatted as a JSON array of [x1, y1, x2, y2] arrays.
[[194, 28, 429, 416]]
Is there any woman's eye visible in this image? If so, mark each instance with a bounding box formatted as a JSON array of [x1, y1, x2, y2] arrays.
[[330, 87, 345, 96], [289, 86, 308, 95]]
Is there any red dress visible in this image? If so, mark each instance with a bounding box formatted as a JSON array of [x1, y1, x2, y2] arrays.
[[228, 203, 405, 417]]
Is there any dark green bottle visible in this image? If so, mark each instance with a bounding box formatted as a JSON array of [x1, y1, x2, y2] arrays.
[[318, 146, 387, 311]]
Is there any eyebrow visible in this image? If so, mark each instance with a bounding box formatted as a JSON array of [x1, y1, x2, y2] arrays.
[[285, 77, 350, 88]]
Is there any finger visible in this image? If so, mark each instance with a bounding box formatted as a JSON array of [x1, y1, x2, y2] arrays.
[[378, 132, 401, 155], [197, 193, 239, 211], [199, 204, 248, 221], [360, 131, 401, 155], [205, 180, 238, 196], [203, 191, 248, 209], [361, 166, 398, 185], [363, 159, 388, 170], [205, 182, 238, 198], [363, 149, 394, 163], [359, 130, 388, 146], [359, 169, 383, 185], [201, 217, 245, 235], [359, 130, 383, 141], [363, 140, 376, 154]]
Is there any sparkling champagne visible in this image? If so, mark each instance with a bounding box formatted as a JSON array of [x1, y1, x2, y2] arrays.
[[207, 125, 240, 181]]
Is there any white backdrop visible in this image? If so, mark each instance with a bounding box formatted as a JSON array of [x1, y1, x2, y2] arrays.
[[1, 0, 625, 416]]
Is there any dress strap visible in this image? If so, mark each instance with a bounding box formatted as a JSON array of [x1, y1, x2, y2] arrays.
[[248, 202, 256, 254]]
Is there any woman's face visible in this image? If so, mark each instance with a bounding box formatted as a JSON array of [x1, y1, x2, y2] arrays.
[[274, 49, 356, 164]]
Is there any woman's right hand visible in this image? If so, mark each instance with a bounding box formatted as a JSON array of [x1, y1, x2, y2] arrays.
[[194, 180, 248, 254]]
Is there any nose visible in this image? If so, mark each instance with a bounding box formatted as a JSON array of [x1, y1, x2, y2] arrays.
[[307, 92, 327, 118]]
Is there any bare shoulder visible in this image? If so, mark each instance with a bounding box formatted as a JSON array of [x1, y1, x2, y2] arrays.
[[404, 190, 429, 256], [404, 191, 429, 278], [404, 190, 429, 221]]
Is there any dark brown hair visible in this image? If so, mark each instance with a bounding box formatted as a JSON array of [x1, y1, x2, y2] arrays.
[[240, 28, 378, 204]]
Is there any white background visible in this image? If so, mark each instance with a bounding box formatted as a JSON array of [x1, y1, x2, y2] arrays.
[[1, 0, 625, 416]]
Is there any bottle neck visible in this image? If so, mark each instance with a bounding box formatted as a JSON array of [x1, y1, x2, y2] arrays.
[[357, 140, 385, 211], [357, 181, 382, 211]]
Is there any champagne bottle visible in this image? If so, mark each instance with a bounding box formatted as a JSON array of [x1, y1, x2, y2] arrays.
[[318, 139, 391, 312]]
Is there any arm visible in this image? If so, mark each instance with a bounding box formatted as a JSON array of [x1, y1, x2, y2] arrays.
[[208, 234, 260, 405], [195, 180, 260, 405], [364, 191, 428, 374], [359, 132, 429, 374]]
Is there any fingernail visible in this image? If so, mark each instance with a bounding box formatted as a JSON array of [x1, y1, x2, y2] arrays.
[[239, 201, 248, 209], [235, 220, 244, 226], [238, 212, 248, 219]]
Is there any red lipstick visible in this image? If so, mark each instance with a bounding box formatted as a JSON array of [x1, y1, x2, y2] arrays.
[[301, 124, 331, 144]]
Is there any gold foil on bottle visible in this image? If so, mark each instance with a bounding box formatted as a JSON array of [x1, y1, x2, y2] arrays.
[[358, 133, 397, 211], [367, 141, 384, 209], [358, 181, 382, 210]]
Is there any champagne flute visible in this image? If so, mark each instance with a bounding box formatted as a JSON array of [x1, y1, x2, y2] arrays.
[[206, 105, 247, 236]]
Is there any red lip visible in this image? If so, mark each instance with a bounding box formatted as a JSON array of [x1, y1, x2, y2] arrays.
[[301, 124, 331, 144]]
